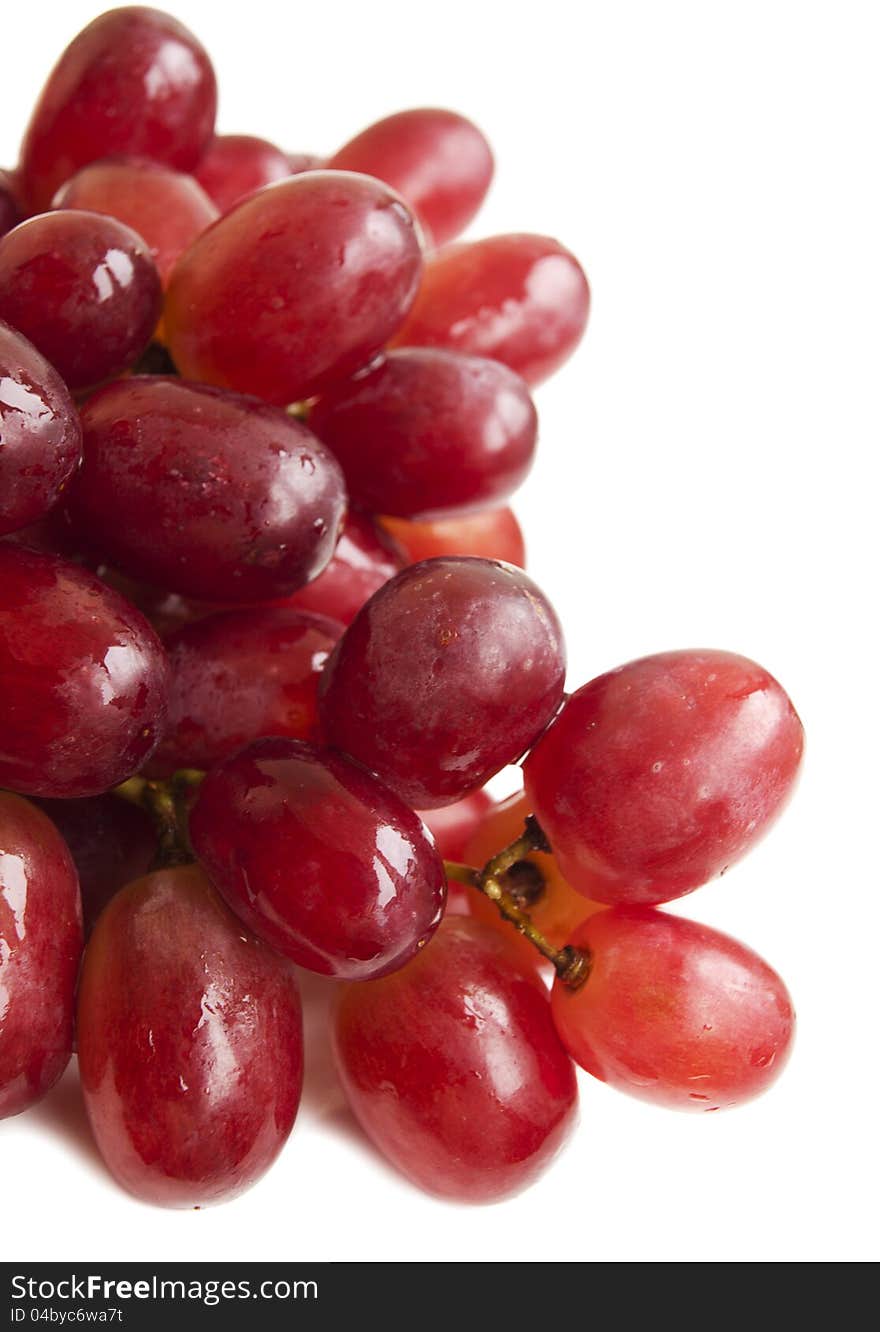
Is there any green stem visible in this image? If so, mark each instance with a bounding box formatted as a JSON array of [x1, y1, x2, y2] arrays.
[[445, 818, 590, 990]]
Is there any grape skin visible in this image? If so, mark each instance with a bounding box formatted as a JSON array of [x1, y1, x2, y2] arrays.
[[194, 133, 295, 213], [0, 546, 169, 798], [0, 792, 82, 1120], [148, 607, 344, 775], [310, 348, 537, 519], [165, 171, 424, 405], [53, 159, 219, 286], [392, 233, 590, 386], [552, 908, 795, 1111], [333, 917, 578, 1202], [0, 211, 162, 391], [19, 7, 217, 211], [65, 377, 347, 603], [381, 506, 526, 567], [0, 320, 82, 537], [77, 865, 303, 1208], [327, 108, 494, 246], [319, 556, 566, 808], [524, 648, 805, 905], [190, 738, 447, 980]]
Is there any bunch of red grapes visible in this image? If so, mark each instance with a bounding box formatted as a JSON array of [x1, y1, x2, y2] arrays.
[[0, 7, 804, 1208]]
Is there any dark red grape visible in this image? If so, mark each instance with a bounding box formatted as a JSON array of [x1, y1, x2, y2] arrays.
[[552, 908, 795, 1111], [326, 108, 493, 245], [333, 916, 577, 1201], [19, 8, 217, 211], [0, 321, 82, 536], [319, 557, 566, 807], [284, 511, 403, 625], [0, 170, 21, 238], [193, 134, 292, 213], [0, 545, 169, 797], [0, 792, 82, 1119], [382, 506, 526, 567], [34, 794, 156, 935], [65, 377, 346, 602], [393, 233, 590, 385], [310, 349, 537, 518], [77, 864, 303, 1207], [418, 788, 494, 863], [190, 738, 446, 980], [149, 607, 343, 775], [53, 159, 218, 285], [0, 211, 162, 391], [524, 649, 805, 905], [164, 171, 423, 405]]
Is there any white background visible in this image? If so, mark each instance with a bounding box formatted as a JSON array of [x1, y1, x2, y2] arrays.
[[2, 0, 878, 1264]]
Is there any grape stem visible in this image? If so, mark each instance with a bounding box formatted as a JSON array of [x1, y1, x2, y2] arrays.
[[113, 771, 203, 869], [444, 817, 590, 990]]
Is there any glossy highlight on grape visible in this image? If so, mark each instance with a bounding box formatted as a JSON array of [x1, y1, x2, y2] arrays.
[[310, 349, 537, 519], [393, 233, 591, 385], [333, 917, 578, 1202], [165, 171, 424, 405], [0, 792, 82, 1119], [319, 556, 566, 807], [190, 737, 446, 980], [77, 865, 303, 1207], [0, 321, 82, 536], [53, 158, 219, 285], [0, 545, 169, 798], [524, 649, 804, 904], [0, 210, 162, 391], [65, 377, 346, 602], [19, 6, 217, 210]]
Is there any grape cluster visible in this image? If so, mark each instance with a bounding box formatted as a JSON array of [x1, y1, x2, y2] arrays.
[[0, 7, 804, 1208]]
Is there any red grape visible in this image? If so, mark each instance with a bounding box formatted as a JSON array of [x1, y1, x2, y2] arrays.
[[65, 377, 346, 602], [326, 108, 493, 246], [0, 170, 21, 238], [552, 908, 795, 1111], [0, 211, 162, 391], [194, 133, 293, 213], [418, 788, 494, 863], [0, 545, 169, 797], [310, 349, 537, 518], [164, 171, 423, 405], [381, 506, 526, 567], [524, 649, 804, 905], [319, 557, 566, 808], [0, 321, 82, 536], [283, 511, 404, 626], [53, 159, 218, 285], [77, 864, 303, 1207], [34, 794, 156, 935], [149, 607, 343, 775], [190, 738, 446, 980], [333, 917, 577, 1201], [392, 233, 590, 385], [463, 791, 604, 973], [0, 791, 82, 1119], [19, 8, 217, 211]]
